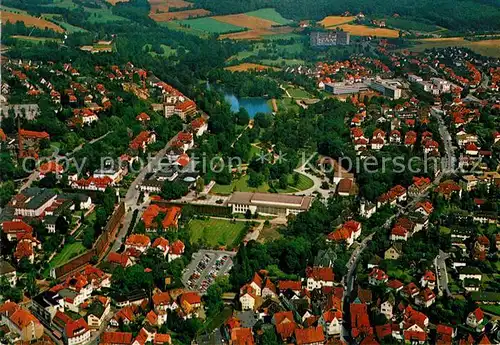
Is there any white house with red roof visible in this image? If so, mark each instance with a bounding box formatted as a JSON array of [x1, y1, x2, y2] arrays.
[[420, 270, 436, 289], [1, 220, 33, 242], [319, 309, 342, 336], [368, 267, 388, 285], [415, 287, 436, 307], [326, 220, 361, 247], [125, 234, 151, 254], [176, 132, 194, 151], [151, 237, 170, 258], [390, 225, 408, 241], [415, 201, 433, 217], [168, 240, 185, 262], [306, 267, 335, 290], [65, 318, 90, 345], [466, 308, 484, 329], [191, 117, 208, 137]]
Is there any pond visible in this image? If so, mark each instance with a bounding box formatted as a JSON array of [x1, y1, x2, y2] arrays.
[[206, 82, 272, 118]]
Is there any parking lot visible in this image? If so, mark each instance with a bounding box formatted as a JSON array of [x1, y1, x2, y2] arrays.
[[182, 249, 236, 294]]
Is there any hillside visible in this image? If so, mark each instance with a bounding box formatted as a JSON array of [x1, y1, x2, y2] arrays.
[[190, 0, 500, 32]]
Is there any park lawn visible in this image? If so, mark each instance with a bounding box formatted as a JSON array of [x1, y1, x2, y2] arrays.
[[286, 86, 312, 99], [245, 8, 292, 25], [260, 58, 305, 66], [43, 14, 87, 33], [481, 304, 500, 316], [384, 17, 439, 32], [263, 33, 302, 40], [439, 226, 451, 235], [258, 224, 282, 243], [211, 174, 270, 195], [188, 218, 247, 248], [178, 17, 245, 34], [144, 44, 177, 57]]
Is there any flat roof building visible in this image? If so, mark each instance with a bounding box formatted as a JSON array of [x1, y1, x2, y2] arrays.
[[227, 192, 313, 217]]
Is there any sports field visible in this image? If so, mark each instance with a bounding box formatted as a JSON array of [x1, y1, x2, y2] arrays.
[[319, 15, 355, 27], [1, 11, 64, 33], [188, 218, 248, 248], [178, 17, 244, 33]]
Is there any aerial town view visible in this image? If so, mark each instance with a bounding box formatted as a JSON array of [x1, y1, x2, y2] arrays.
[[0, 0, 499, 345]]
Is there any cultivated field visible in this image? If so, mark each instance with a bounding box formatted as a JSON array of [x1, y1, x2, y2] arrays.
[[406, 37, 500, 58], [150, 8, 209, 21], [213, 14, 277, 30], [225, 63, 280, 72], [149, 0, 192, 13], [331, 24, 400, 38], [106, 0, 129, 4], [319, 15, 355, 27], [245, 8, 292, 25], [178, 17, 244, 33], [219, 26, 294, 41], [11, 35, 62, 43], [188, 218, 248, 248], [1, 11, 65, 33]]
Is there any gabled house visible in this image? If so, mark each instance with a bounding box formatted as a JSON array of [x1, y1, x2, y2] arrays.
[[272, 311, 296, 342], [401, 283, 420, 299], [415, 288, 436, 307], [420, 271, 436, 289], [295, 326, 325, 345], [368, 268, 388, 285], [466, 308, 484, 329], [306, 267, 335, 290]]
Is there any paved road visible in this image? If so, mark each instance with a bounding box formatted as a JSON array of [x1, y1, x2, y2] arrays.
[[432, 107, 456, 174], [435, 250, 452, 297], [18, 171, 39, 192], [293, 164, 331, 199]]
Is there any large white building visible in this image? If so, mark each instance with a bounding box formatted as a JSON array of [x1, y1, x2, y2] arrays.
[[227, 192, 313, 217]]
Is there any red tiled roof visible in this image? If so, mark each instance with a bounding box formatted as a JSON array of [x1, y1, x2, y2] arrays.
[[179, 292, 201, 306], [422, 270, 436, 282], [231, 327, 254, 345], [471, 307, 484, 321], [478, 334, 491, 345], [405, 330, 426, 342], [416, 201, 433, 214], [9, 307, 40, 330], [419, 287, 435, 301], [39, 161, 64, 174], [278, 280, 302, 291], [375, 324, 392, 340], [0, 129, 6, 141], [191, 117, 205, 129], [136, 112, 150, 121], [435, 180, 461, 195], [177, 131, 193, 142], [153, 292, 172, 306], [295, 326, 325, 345], [2, 220, 33, 234], [387, 279, 403, 290], [170, 240, 184, 255], [152, 237, 169, 250], [125, 234, 151, 247], [100, 332, 133, 345], [20, 129, 49, 140], [360, 335, 379, 345], [154, 333, 172, 345], [108, 252, 130, 267], [306, 267, 334, 282], [391, 225, 408, 237], [369, 268, 388, 281], [65, 318, 89, 338], [175, 100, 196, 112], [130, 131, 154, 150]]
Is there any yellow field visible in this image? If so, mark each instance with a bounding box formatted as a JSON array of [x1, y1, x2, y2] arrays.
[[319, 16, 355, 27], [225, 63, 280, 72], [329, 24, 399, 38], [406, 37, 500, 58], [1, 11, 64, 33]]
